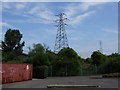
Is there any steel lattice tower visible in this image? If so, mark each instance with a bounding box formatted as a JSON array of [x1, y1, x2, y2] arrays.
[[54, 13, 69, 53], [99, 40, 103, 53]]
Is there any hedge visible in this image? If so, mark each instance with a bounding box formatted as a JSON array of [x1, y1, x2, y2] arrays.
[[33, 65, 48, 79]]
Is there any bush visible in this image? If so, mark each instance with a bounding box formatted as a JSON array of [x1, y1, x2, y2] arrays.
[[28, 44, 50, 66], [53, 48, 81, 76], [33, 65, 48, 79], [101, 57, 120, 74], [102, 73, 120, 77]]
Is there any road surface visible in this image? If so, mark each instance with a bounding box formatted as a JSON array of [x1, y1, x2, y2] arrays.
[[2, 75, 119, 88]]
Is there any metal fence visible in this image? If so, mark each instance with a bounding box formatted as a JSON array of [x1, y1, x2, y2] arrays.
[[48, 64, 98, 77]]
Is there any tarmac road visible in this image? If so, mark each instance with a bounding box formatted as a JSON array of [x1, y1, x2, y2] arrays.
[[2, 75, 119, 88]]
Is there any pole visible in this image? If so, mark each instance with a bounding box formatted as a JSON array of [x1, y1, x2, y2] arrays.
[[66, 64, 67, 76], [51, 65, 52, 77]]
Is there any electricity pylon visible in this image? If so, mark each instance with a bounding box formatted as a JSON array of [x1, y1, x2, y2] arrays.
[[99, 40, 103, 53], [54, 13, 69, 53]]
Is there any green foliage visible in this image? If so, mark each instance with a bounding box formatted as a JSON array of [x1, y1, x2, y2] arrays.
[[84, 52, 120, 75], [58, 47, 79, 59], [28, 44, 50, 66], [2, 29, 120, 76], [91, 51, 106, 66], [2, 29, 25, 61], [2, 52, 16, 62], [92, 53, 120, 74], [85, 58, 92, 64], [103, 73, 120, 77], [2, 29, 25, 53], [45, 50, 58, 65], [66, 59, 81, 76], [51, 48, 82, 76], [33, 65, 48, 79], [103, 55, 120, 73], [52, 59, 66, 76], [108, 53, 120, 57], [29, 44, 45, 55], [80, 64, 98, 76], [25, 44, 50, 78], [6, 60, 24, 63]]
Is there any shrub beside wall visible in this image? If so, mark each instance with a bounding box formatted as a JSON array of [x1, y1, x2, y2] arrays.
[[33, 65, 48, 79]]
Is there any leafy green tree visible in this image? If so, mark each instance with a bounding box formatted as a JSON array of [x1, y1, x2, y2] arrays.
[[33, 65, 48, 79], [45, 50, 58, 65], [52, 47, 81, 76], [2, 29, 25, 61], [58, 47, 79, 59], [108, 53, 120, 58], [88, 52, 120, 74], [103, 53, 120, 73], [26, 43, 50, 78], [85, 58, 92, 64], [91, 51, 106, 66], [27, 43, 50, 66]]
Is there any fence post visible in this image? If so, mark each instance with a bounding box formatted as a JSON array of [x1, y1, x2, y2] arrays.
[[50, 65, 52, 77], [65, 64, 67, 76], [95, 64, 97, 75], [80, 65, 83, 76]]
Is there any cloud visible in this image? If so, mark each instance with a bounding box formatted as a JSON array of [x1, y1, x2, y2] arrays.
[[64, 2, 105, 26], [2, 3, 29, 17], [28, 4, 54, 22], [3, 2, 26, 10], [2, 3, 54, 24], [15, 3, 26, 9], [65, 2, 105, 17], [102, 29, 118, 34], [2, 0, 119, 2], [0, 22, 12, 27], [2, 3, 11, 9], [66, 0, 114, 1], [2, 2, 106, 25], [68, 11, 96, 25], [0, 31, 2, 38], [80, 2, 105, 11], [28, 6, 40, 14]]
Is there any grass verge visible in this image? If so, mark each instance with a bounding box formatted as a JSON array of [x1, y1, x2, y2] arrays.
[[102, 73, 120, 78]]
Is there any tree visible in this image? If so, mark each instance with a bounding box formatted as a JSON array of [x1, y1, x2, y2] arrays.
[[43, 43, 50, 53], [108, 53, 120, 58], [103, 53, 120, 73], [45, 50, 58, 64], [28, 43, 50, 66], [58, 47, 79, 59], [91, 51, 105, 66], [26, 43, 50, 78], [2, 29, 25, 61], [85, 58, 92, 64], [52, 47, 82, 76]]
